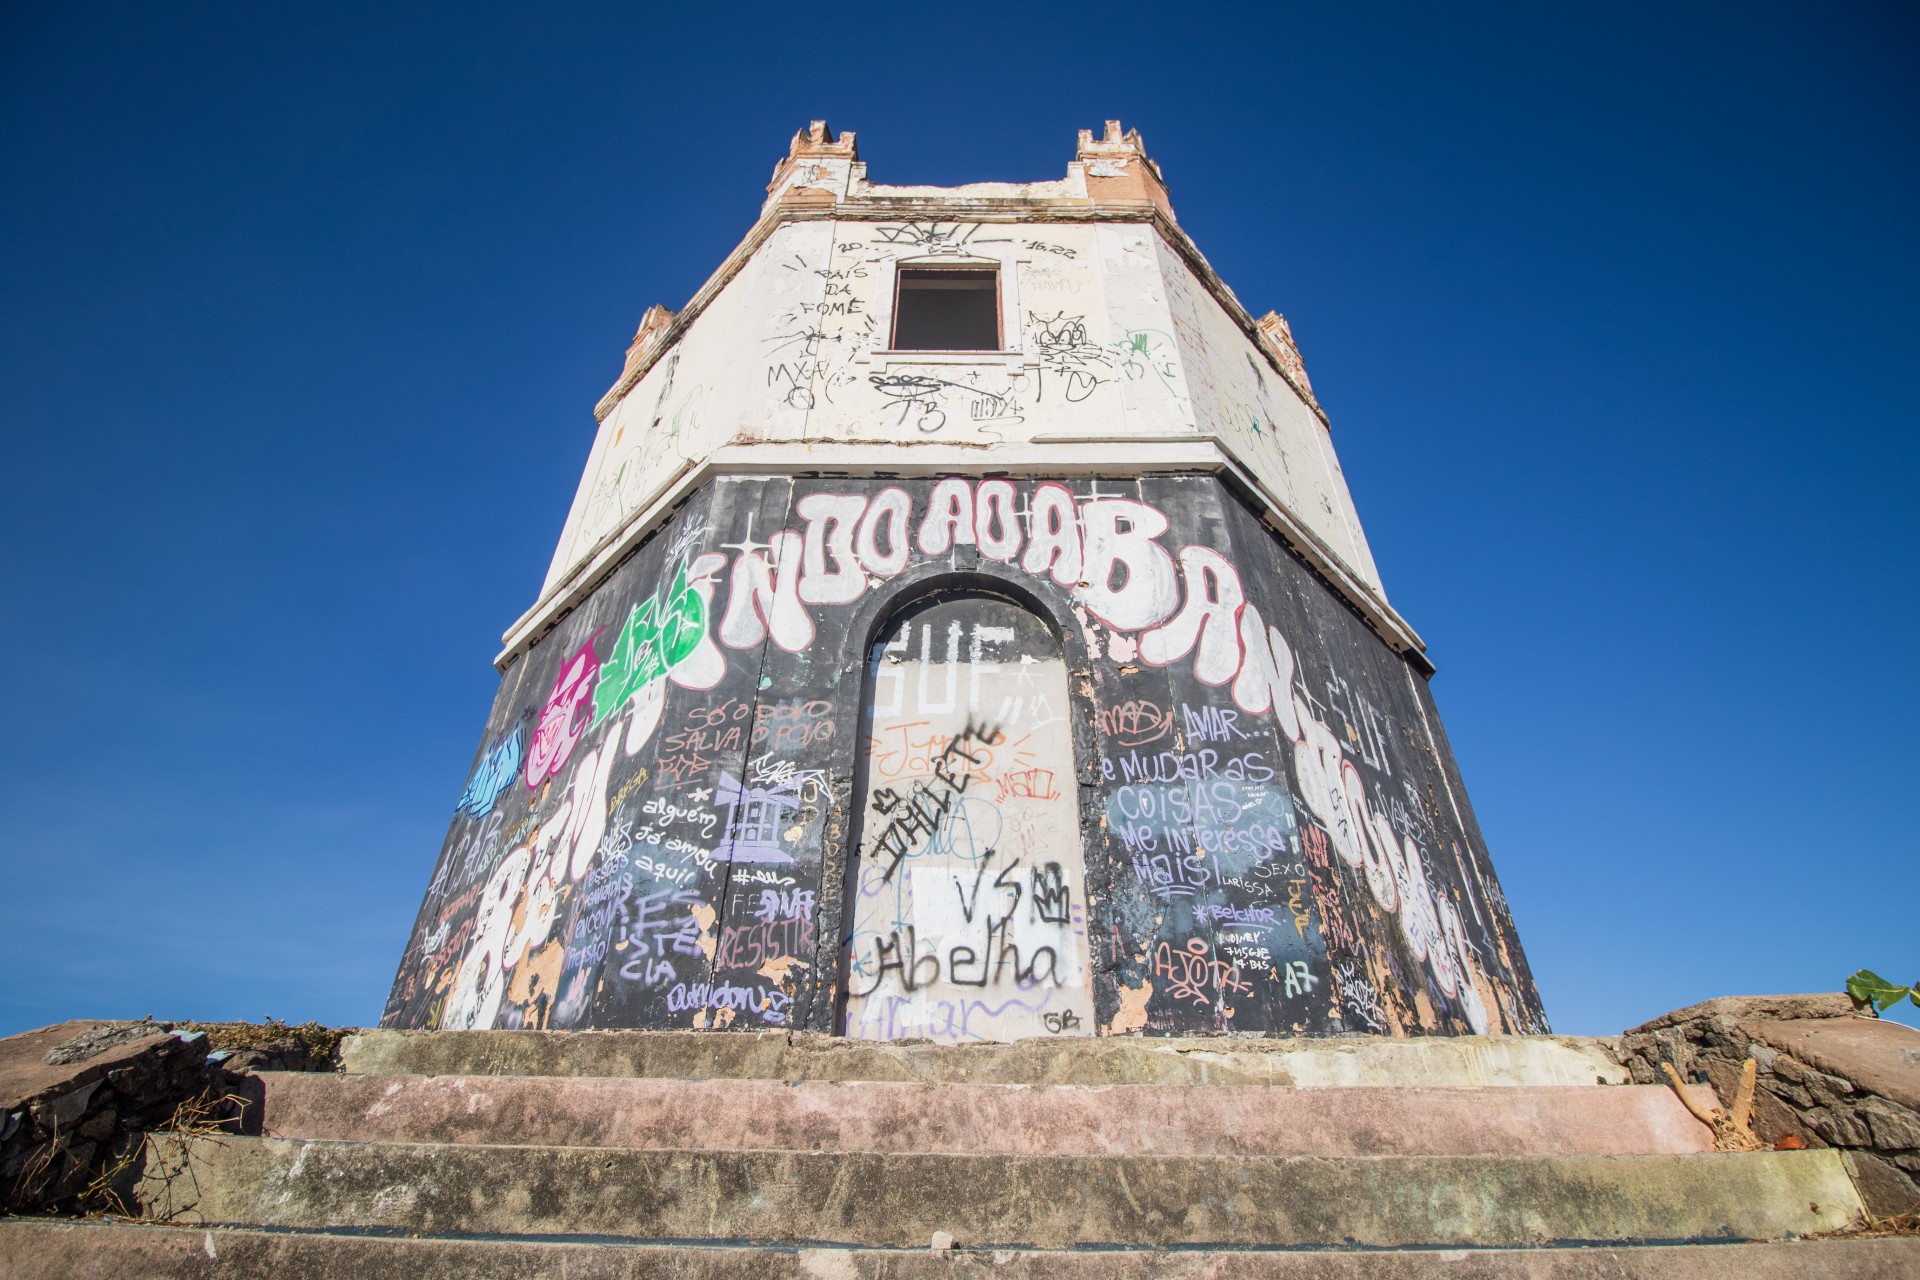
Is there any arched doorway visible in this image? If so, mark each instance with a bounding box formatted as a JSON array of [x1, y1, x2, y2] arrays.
[[841, 591, 1095, 1042]]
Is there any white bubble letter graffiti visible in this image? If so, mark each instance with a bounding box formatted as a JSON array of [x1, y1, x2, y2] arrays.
[[797, 493, 869, 605], [855, 487, 912, 578], [917, 478, 977, 555], [721, 530, 814, 652], [1078, 499, 1179, 632], [1019, 483, 1083, 586], [1138, 546, 1245, 684]]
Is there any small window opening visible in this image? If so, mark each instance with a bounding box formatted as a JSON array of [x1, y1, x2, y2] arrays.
[[892, 268, 1000, 351]]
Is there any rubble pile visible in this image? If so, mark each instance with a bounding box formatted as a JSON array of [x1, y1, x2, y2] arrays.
[[0, 1021, 261, 1215]]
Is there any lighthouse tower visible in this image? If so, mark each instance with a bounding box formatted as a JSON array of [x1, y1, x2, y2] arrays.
[[381, 121, 1547, 1042]]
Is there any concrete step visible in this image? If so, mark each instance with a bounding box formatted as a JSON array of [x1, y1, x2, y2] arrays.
[[9, 1219, 1919, 1279], [132, 1134, 1863, 1249], [340, 1028, 1630, 1087], [257, 1071, 1716, 1156]]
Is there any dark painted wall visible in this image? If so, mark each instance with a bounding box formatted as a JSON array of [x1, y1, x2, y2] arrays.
[[382, 475, 1547, 1038]]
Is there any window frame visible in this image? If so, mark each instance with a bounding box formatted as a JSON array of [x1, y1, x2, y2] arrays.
[[887, 264, 1004, 353]]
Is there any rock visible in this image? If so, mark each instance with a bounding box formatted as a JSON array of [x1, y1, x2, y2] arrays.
[[1846, 1150, 1920, 1219], [35, 1079, 99, 1130], [1624, 994, 1855, 1035], [0, 1020, 251, 1216], [1614, 995, 1920, 1217], [1749, 1017, 1920, 1113], [1812, 1107, 1873, 1148], [1748, 1085, 1813, 1148], [42, 1023, 164, 1067], [1861, 1097, 1920, 1150], [1772, 1079, 1812, 1108], [76, 1109, 117, 1142]]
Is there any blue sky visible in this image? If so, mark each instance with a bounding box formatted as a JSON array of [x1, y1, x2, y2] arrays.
[[3, 2, 1914, 1037]]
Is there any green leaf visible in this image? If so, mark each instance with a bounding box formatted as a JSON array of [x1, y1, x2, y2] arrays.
[[1846, 969, 1915, 1012]]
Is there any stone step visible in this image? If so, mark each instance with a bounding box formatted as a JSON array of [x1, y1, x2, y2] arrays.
[[257, 1071, 1716, 1157], [8, 1220, 1918, 1279], [132, 1135, 1863, 1249], [340, 1028, 1630, 1087]]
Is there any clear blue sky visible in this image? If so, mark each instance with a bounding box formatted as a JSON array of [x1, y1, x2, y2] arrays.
[[4, 2, 1914, 1037]]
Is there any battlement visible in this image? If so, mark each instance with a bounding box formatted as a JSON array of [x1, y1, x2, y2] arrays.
[[786, 119, 858, 162], [763, 118, 1173, 216], [617, 302, 676, 381]]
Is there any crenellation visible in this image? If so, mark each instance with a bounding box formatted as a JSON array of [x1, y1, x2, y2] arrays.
[[1075, 119, 1175, 217], [619, 303, 677, 381], [764, 120, 859, 211], [1256, 311, 1323, 418]]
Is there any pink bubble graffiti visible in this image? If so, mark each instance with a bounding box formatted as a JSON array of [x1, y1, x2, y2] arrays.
[[525, 641, 600, 789]]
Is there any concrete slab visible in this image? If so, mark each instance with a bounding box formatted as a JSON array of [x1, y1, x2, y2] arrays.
[[339, 1028, 1630, 1087], [131, 1135, 1863, 1249], [7, 1220, 1918, 1279], [257, 1072, 1716, 1156]]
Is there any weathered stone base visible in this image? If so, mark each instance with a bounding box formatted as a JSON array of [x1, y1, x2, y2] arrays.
[[12, 1011, 1916, 1276], [257, 1072, 1716, 1156], [339, 1027, 1629, 1086], [131, 1135, 1863, 1248], [4, 1221, 1918, 1280]]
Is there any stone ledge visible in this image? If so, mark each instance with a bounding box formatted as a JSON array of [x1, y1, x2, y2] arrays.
[[340, 1027, 1628, 1087], [5, 1221, 1919, 1280], [133, 1135, 1864, 1248], [1, 1021, 183, 1115], [254, 1073, 1714, 1156]]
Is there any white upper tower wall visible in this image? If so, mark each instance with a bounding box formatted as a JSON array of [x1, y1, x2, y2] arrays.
[[509, 122, 1417, 668]]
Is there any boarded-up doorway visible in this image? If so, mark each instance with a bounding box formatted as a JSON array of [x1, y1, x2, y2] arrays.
[[842, 593, 1094, 1042]]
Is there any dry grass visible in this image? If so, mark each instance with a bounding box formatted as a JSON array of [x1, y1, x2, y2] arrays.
[[1808, 1209, 1920, 1239], [11, 1083, 249, 1217], [172, 1017, 347, 1067], [9, 1121, 63, 1209], [77, 1085, 251, 1218]]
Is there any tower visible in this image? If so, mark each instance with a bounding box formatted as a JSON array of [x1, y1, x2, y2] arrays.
[[382, 121, 1547, 1041]]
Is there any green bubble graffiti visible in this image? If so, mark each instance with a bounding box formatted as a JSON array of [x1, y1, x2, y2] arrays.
[[592, 563, 705, 725]]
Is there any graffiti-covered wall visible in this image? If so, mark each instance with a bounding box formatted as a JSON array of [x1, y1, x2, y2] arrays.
[[383, 475, 1546, 1040], [545, 215, 1383, 606]]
